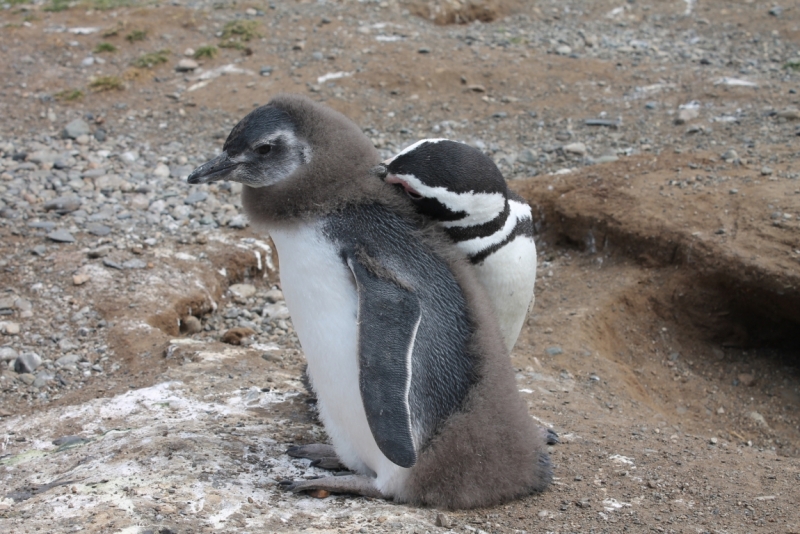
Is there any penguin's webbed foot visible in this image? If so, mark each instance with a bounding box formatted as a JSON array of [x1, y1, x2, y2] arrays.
[[286, 443, 346, 470], [278, 474, 385, 499]]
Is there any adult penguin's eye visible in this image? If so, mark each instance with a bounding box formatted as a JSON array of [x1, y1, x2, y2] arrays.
[[255, 144, 272, 155]]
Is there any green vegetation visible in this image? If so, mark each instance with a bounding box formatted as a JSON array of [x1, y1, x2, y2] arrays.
[[55, 89, 84, 101], [102, 26, 120, 37], [43, 0, 71, 12], [91, 0, 132, 9], [94, 42, 117, 53], [89, 76, 123, 92], [132, 49, 169, 68], [784, 60, 800, 72], [125, 29, 147, 43], [219, 19, 260, 49], [194, 45, 218, 59]]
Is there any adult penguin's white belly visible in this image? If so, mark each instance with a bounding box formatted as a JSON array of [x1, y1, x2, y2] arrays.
[[472, 233, 538, 353], [267, 222, 411, 495]]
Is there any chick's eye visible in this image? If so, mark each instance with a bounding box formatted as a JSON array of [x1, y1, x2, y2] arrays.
[[255, 144, 272, 155]]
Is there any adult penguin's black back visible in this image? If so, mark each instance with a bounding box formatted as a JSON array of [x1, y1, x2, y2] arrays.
[[186, 94, 551, 509]]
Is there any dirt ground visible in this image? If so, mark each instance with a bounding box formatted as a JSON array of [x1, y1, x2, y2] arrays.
[[1, 0, 799, 532]]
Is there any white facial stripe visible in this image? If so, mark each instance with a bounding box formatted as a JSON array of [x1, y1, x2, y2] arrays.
[[393, 173, 506, 227], [383, 138, 450, 165], [456, 200, 533, 256]]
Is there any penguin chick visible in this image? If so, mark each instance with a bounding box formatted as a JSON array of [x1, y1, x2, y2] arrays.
[[187, 95, 551, 509], [372, 139, 537, 354]]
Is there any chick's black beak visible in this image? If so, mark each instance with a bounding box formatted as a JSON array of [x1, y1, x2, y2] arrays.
[[370, 164, 389, 180], [187, 152, 237, 184]]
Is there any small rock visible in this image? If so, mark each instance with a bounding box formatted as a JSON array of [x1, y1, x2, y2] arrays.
[[43, 196, 82, 214], [1, 322, 21, 335], [87, 246, 110, 259], [721, 149, 739, 162], [749, 411, 768, 427], [153, 163, 170, 178], [769, 6, 783, 17], [18, 373, 36, 386], [709, 437, 718, 445], [0, 347, 19, 361], [185, 191, 208, 205], [14, 352, 42, 374], [260, 66, 274, 76], [545, 346, 563, 356], [122, 259, 147, 269], [262, 303, 290, 320], [228, 214, 249, 229], [435, 513, 451, 528], [175, 58, 199, 72], [71, 264, 89, 280], [230, 284, 257, 300], [418, 47, 430, 54], [555, 44, 572, 55], [760, 166, 773, 176], [675, 102, 700, 124], [63, 119, 91, 139], [517, 149, 537, 164], [563, 142, 587, 157], [86, 223, 112, 237], [221, 327, 256, 345], [33, 370, 54, 388], [777, 107, 800, 120], [264, 288, 284, 303], [738, 373, 755, 387], [47, 230, 76, 243], [180, 316, 203, 335], [102, 258, 124, 270], [56, 354, 82, 367]]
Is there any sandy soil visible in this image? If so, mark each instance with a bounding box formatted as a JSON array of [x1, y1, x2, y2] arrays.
[[1, 0, 799, 532]]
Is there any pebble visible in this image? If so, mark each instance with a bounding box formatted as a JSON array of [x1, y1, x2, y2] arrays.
[[776, 108, 800, 120], [14, 352, 42, 374], [228, 214, 249, 228], [545, 346, 563, 356], [47, 230, 76, 243], [229, 283, 256, 300], [1, 322, 21, 335], [63, 119, 91, 139], [738, 373, 755, 387], [0, 347, 19, 361], [555, 45, 572, 56], [86, 223, 112, 237], [56, 354, 82, 367], [721, 149, 739, 162], [264, 288, 284, 303], [175, 59, 199, 72], [676, 102, 700, 124], [102, 258, 124, 270], [185, 191, 208, 205], [43, 196, 82, 214], [122, 259, 147, 269], [563, 142, 587, 157]]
